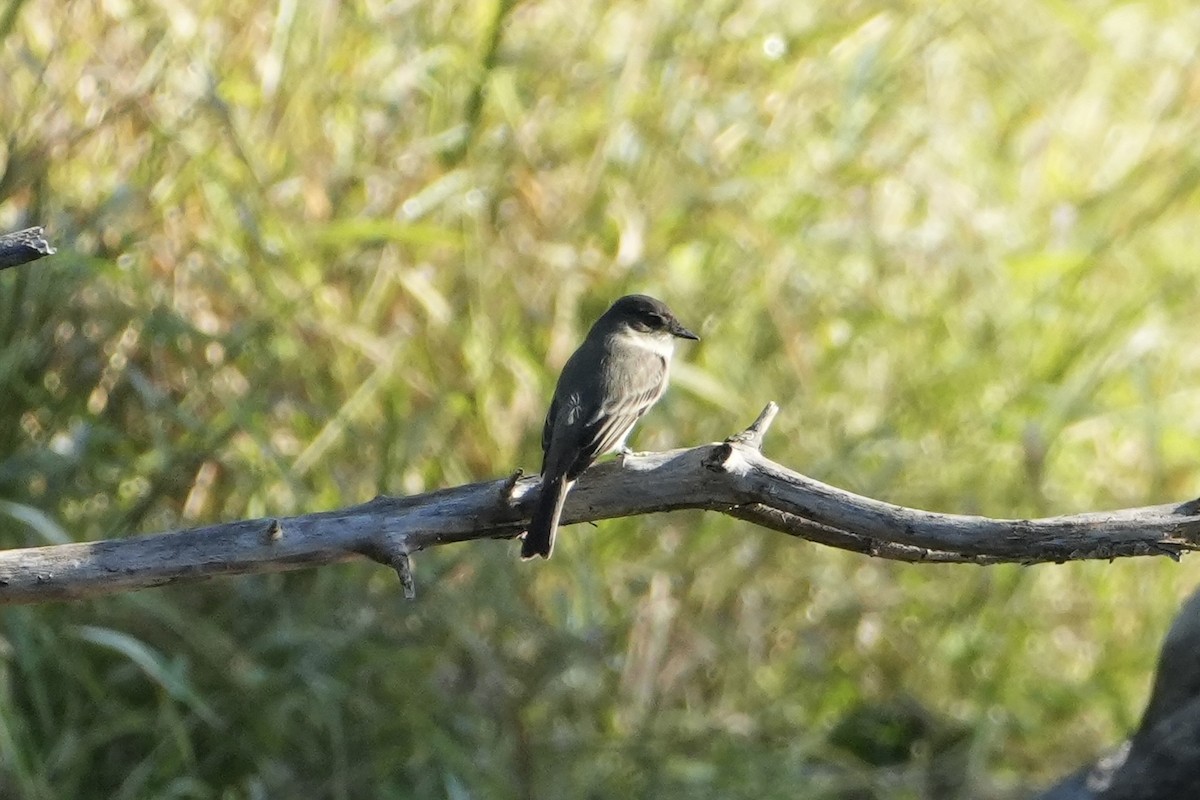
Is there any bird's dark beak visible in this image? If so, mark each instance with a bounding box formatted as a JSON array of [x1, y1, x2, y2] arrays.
[[670, 320, 700, 341]]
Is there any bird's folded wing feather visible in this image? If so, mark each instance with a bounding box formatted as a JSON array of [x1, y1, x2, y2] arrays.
[[571, 354, 667, 471], [541, 395, 560, 455]]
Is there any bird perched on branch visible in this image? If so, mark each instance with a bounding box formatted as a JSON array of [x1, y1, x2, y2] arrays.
[[522, 294, 699, 559]]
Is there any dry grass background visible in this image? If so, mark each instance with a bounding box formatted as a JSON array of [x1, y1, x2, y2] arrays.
[[3, 0, 1200, 797]]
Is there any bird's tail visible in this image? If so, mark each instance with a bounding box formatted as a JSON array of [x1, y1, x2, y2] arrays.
[[522, 475, 572, 559]]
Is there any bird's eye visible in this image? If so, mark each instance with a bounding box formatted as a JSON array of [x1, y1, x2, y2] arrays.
[[644, 312, 665, 328]]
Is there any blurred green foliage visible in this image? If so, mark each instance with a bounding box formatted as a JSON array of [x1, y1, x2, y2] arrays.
[[3, 0, 1200, 797]]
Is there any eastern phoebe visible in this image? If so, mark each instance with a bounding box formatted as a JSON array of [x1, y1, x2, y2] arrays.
[[522, 294, 699, 559]]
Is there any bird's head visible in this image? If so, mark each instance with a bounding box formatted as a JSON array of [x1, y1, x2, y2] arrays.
[[602, 294, 699, 342]]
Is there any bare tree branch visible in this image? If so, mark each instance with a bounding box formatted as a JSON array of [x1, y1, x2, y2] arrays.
[[1, 403, 1197, 605], [0, 226, 56, 270]]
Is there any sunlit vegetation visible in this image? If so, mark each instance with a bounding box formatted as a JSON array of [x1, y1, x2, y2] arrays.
[[3, 0, 1200, 797]]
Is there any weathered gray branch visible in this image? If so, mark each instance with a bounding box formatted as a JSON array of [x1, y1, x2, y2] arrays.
[[0, 226, 56, 270], [1, 403, 1198, 604]]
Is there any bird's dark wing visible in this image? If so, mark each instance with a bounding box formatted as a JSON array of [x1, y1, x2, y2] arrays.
[[566, 353, 667, 477], [541, 384, 590, 476], [541, 394, 559, 457]]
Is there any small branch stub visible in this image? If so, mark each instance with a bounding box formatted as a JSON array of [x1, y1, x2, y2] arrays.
[[361, 530, 418, 600], [502, 468, 524, 502], [726, 402, 779, 451], [393, 553, 415, 600], [705, 402, 781, 473]]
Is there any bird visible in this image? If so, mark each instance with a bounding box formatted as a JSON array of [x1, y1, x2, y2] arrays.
[[522, 294, 698, 559]]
